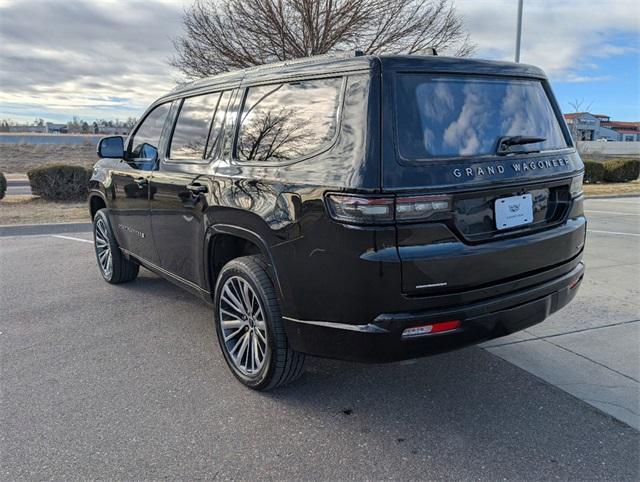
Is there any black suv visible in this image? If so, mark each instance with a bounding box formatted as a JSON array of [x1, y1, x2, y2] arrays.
[[89, 52, 586, 390]]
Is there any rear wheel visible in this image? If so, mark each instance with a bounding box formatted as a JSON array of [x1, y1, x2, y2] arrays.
[[93, 209, 139, 284], [214, 255, 305, 390]]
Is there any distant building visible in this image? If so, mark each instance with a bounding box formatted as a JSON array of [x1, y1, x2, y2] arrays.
[[564, 113, 640, 142], [45, 122, 68, 134]]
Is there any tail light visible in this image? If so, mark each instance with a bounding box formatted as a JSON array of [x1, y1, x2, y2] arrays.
[[325, 195, 394, 224], [570, 174, 583, 198], [395, 195, 451, 221], [326, 193, 451, 225]]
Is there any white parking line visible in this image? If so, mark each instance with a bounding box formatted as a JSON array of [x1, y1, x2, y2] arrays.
[[587, 229, 640, 237], [585, 210, 640, 216], [50, 235, 94, 244], [588, 199, 640, 205]]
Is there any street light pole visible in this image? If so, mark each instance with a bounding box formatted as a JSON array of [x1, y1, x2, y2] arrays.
[[515, 0, 523, 62]]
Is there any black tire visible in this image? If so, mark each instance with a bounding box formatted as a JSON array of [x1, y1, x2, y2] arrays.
[[92, 209, 139, 284], [214, 255, 305, 390]]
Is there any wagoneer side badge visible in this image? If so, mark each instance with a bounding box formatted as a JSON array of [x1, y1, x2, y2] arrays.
[[453, 158, 571, 178], [118, 223, 146, 238]]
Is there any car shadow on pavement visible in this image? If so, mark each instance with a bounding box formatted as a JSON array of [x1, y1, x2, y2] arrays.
[[112, 269, 639, 479]]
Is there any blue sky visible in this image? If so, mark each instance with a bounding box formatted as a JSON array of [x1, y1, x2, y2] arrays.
[[0, 0, 638, 123], [551, 51, 640, 120]]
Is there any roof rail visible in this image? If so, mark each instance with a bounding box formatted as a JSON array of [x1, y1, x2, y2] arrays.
[[174, 50, 365, 92], [243, 49, 365, 73]]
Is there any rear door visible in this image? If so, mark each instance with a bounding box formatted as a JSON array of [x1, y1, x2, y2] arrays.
[[109, 102, 172, 262], [150, 90, 235, 286], [385, 72, 585, 295]]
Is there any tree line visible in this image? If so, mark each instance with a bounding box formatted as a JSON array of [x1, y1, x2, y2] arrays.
[[0, 117, 138, 134]]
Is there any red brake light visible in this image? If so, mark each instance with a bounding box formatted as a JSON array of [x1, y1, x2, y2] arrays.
[[402, 320, 461, 338]]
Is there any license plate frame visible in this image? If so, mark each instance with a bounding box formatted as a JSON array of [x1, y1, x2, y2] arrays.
[[495, 194, 533, 230]]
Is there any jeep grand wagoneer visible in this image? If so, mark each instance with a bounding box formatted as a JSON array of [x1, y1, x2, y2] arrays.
[[89, 52, 586, 389]]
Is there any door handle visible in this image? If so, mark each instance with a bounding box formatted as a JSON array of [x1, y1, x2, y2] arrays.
[[134, 177, 148, 188], [186, 183, 208, 195]]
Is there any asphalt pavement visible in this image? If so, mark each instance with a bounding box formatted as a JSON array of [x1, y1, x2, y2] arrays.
[[484, 196, 640, 429], [1, 198, 639, 480]]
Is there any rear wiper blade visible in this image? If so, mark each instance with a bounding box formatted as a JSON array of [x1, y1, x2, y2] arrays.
[[497, 135, 546, 155]]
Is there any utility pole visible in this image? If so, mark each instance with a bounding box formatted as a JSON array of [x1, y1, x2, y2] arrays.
[[515, 0, 524, 62]]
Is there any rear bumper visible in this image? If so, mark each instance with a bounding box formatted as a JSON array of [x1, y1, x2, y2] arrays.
[[283, 262, 584, 362]]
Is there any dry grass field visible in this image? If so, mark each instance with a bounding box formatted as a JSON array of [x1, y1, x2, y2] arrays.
[[0, 143, 97, 174], [583, 180, 640, 196], [0, 195, 88, 225]]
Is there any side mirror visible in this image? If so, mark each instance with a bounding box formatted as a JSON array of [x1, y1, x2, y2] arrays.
[[97, 136, 124, 158]]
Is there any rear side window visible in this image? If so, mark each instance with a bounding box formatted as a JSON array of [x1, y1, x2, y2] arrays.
[[170, 92, 221, 160], [236, 77, 342, 163], [129, 102, 171, 170], [395, 75, 568, 160], [206, 90, 232, 159]]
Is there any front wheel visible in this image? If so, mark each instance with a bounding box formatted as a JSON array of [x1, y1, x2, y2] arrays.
[[93, 209, 139, 284], [214, 255, 305, 390]]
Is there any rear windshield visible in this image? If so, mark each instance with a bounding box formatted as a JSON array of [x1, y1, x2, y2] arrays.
[[395, 75, 568, 159]]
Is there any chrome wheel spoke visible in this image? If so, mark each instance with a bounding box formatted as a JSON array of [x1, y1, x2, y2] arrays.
[[224, 326, 245, 342], [220, 314, 243, 329], [219, 276, 268, 376], [222, 285, 246, 316], [255, 327, 267, 344], [252, 334, 261, 369], [234, 332, 250, 365]]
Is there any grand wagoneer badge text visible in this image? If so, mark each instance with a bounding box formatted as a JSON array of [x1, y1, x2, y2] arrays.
[[453, 158, 571, 178]]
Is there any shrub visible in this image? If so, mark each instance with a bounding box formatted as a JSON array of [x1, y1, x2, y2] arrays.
[[583, 160, 604, 184], [0, 172, 6, 200], [27, 164, 92, 201], [602, 159, 640, 183]]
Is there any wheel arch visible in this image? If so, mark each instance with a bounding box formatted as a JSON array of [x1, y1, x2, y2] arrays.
[[205, 224, 284, 302], [88, 190, 107, 219]]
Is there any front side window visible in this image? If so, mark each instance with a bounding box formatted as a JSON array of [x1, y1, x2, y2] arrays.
[[170, 92, 221, 160], [395, 75, 568, 160], [129, 103, 171, 170], [236, 77, 342, 163]]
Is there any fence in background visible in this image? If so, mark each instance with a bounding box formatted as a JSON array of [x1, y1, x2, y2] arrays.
[[578, 141, 640, 156]]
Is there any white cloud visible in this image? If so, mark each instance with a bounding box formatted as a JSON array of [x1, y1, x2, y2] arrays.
[[0, 0, 190, 121], [0, 0, 637, 122], [456, 0, 640, 81]]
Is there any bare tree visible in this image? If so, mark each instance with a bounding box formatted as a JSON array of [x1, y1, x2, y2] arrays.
[[567, 98, 594, 142], [172, 0, 475, 78]]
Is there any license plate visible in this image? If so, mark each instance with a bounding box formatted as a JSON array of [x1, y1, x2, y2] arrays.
[[495, 194, 533, 230]]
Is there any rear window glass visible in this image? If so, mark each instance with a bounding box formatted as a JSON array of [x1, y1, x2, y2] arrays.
[[236, 77, 342, 163], [395, 75, 568, 159]]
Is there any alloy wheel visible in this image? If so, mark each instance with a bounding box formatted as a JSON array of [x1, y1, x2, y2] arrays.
[[219, 276, 268, 376], [94, 218, 113, 278]]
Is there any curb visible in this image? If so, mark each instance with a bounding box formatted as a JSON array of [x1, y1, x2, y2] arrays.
[[0, 222, 92, 237], [585, 193, 640, 199], [7, 179, 30, 187]]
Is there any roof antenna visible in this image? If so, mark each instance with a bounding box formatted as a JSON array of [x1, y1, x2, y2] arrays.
[[417, 47, 438, 56]]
